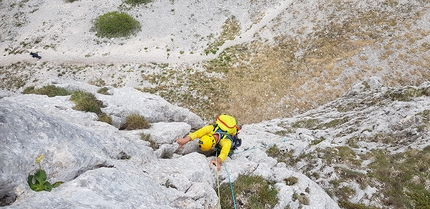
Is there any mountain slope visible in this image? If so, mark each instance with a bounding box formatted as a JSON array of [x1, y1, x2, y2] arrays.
[[1, 0, 429, 124], [245, 77, 430, 208]]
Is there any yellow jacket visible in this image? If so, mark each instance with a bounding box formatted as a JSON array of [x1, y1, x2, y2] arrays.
[[188, 125, 232, 162]]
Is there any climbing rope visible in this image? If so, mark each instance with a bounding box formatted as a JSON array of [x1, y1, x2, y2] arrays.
[[224, 164, 237, 209]]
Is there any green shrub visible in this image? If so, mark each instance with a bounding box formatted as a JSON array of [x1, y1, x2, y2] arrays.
[[23, 85, 71, 97], [219, 174, 278, 209], [121, 113, 151, 130], [92, 11, 141, 38]]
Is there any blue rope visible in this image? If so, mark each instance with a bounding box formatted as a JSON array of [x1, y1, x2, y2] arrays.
[[224, 164, 237, 209]]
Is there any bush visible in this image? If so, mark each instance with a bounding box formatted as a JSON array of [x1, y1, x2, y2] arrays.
[[92, 12, 141, 38], [121, 113, 151, 130], [23, 85, 71, 97]]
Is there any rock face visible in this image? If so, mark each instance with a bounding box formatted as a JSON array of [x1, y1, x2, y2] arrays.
[[0, 95, 215, 209], [5, 77, 430, 208], [0, 83, 340, 209]]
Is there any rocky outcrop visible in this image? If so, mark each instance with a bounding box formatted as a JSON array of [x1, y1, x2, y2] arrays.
[[0, 84, 339, 208]]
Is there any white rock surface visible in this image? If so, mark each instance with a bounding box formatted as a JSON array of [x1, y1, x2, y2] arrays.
[[0, 83, 341, 208]]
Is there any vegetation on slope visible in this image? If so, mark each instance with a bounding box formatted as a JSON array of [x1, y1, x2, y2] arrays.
[[91, 11, 141, 38], [138, 0, 430, 124], [267, 84, 430, 209]]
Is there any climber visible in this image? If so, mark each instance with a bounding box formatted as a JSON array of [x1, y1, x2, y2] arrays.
[[176, 114, 241, 171]]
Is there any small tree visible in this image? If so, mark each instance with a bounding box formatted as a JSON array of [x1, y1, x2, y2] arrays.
[[92, 11, 141, 38]]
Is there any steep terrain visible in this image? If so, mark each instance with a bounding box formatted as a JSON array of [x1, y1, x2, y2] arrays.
[[255, 77, 430, 208], [1, 77, 430, 209], [1, 0, 430, 208], [0, 81, 339, 209]]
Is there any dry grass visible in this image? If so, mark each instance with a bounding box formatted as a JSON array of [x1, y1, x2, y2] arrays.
[[137, 1, 430, 124], [120, 113, 151, 130], [0, 62, 30, 90]]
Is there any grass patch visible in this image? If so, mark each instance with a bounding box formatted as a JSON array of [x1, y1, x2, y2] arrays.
[[297, 193, 310, 206], [120, 113, 151, 130], [91, 11, 141, 38], [139, 67, 226, 122], [311, 137, 326, 145], [219, 174, 278, 209], [89, 78, 106, 87], [266, 145, 296, 165], [140, 133, 158, 150], [416, 110, 430, 132], [204, 16, 241, 55], [70, 91, 112, 124], [97, 112, 112, 124], [284, 176, 298, 186], [23, 85, 72, 97], [367, 147, 430, 208], [123, 0, 152, 5], [97, 87, 110, 95], [318, 117, 349, 129], [319, 146, 361, 166], [384, 86, 430, 101], [338, 201, 380, 209], [292, 118, 319, 129], [71, 91, 104, 114]]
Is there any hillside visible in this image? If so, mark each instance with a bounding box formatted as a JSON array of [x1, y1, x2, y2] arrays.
[[1, 0, 429, 124]]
